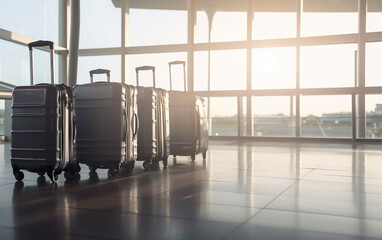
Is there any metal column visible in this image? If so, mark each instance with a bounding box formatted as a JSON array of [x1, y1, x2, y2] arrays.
[[59, 0, 69, 84], [68, 0, 80, 87], [357, 0, 367, 138]]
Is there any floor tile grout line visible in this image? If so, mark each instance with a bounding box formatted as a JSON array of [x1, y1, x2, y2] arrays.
[[69, 206, 248, 227], [221, 178, 300, 240], [0, 224, 121, 240], [262, 206, 382, 223], [67, 195, 262, 215], [224, 164, 370, 239]]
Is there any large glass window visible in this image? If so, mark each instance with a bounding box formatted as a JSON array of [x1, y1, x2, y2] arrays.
[[129, 4, 187, 46], [128, 52, 187, 89], [0, 0, 59, 43], [301, 95, 352, 138], [301, 0, 358, 37], [80, 0, 121, 48], [365, 94, 382, 139], [252, 0, 297, 40], [210, 97, 237, 136], [252, 96, 295, 137], [252, 47, 296, 89], [367, 0, 382, 32], [77, 55, 121, 84], [300, 44, 357, 88], [366, 42, 382, 87]]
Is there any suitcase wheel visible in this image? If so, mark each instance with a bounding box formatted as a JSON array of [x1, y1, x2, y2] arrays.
[[89, 171, 99, 181], [47, 170, 58, 183], [64, 171, 74, 181], [37, 176, 46, 186], [124, 161, 135, 175], [74, 164, 81, 173], [151, 161, 160, 170], [202, 151, 207, 161], [37, 170, 45, 176], [108, 168, 118, 177], [143, 161, 151, 170], [191, 154, 196, 162], [14, 171, 24, 181], [89, 166, 97, 172]]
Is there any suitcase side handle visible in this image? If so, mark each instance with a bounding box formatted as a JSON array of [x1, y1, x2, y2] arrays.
[[132, 112, 139, 138], [122, 109, 127, 142], [73, 116, 77, 146], [89, 69, 111, 83], [135, 66, 156, 88], [168, 60, 186, 92], [28, 40, 55, 85]]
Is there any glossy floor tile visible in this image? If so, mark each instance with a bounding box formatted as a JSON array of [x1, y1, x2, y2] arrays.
[[1, 141, 382, 239]]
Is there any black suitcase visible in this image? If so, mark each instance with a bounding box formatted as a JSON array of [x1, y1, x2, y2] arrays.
[[135, 66, 170, 169], [74, 69, 138, 177], [11, 40, 80, 183], [168, 61, 208, 161]]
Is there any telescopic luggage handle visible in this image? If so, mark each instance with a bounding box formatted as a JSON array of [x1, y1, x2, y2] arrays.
[[135, 66, 156, 88], [89, 69, 111, 83], [28, 40, 55, 85], [168, 61, 186, 91]]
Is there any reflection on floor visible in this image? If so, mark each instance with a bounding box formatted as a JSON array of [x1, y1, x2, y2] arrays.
[[0, 141, 382, 239]]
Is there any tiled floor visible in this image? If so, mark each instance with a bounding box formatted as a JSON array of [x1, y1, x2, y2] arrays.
[[0, 141, 382, 239]]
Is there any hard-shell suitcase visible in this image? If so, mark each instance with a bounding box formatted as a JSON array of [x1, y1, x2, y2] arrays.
[[135, 66, 170, 169], [11, 40, 80, 183], [74, 69, 138, 177], [168, 61, 208, 161]]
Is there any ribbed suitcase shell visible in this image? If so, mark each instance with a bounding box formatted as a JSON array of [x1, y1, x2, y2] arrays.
[[74, 82, 137, 173], [136, 86, 158, 161], [11, 84, 73, 177], [169, 92, 208, 159]]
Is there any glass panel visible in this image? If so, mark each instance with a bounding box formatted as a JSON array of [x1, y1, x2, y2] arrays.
[[0, 0, 59, 43], [0, 40, 29, 86], [366, 42, 382, 87], [210, 97, 237, 136], [77, 56, 121, 84], [195, 0, 247, 43], [252, 47, 296, 89], [300, 44, 357, 88], [252, 96, 295, 137], [211, 49, 246, 90], [252, 0, 297, 40], [367, 0, 382, 32], [128, 52, 187, 89], [194, 51, 208, 91], [130, 2, 187, 46], [301, 0, 358, 37], [365, 95, 382, 139], [301, 95, 352, 138], [80, 0, 121, 48]]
